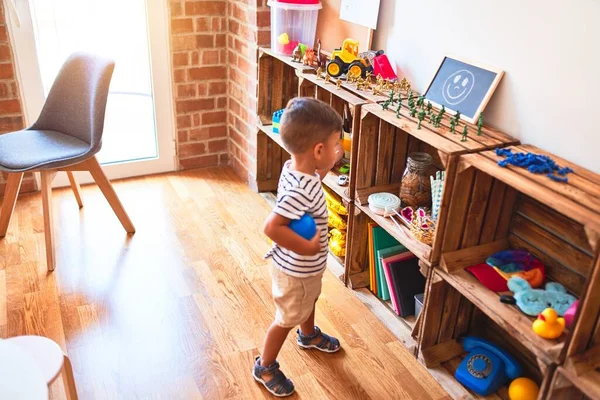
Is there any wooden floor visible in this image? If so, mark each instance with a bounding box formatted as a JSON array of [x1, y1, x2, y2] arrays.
[[0, 167, 449, 400]]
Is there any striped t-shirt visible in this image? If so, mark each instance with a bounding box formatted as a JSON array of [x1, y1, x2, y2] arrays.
[[265, 160, 329, 277]]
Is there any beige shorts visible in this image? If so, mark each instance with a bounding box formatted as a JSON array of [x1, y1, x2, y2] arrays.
[[271, 264, 324, 328]]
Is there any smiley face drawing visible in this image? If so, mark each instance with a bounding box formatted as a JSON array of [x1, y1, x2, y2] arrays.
[[442, 70, 475, 105]]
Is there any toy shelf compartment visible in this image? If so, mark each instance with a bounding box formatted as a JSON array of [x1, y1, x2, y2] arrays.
[[258, 48, 314, 125], [256, 124, 291, 192], [418, 276, 547, 399], [345, 103, 519, 288], [296, 72, 368, 202], [418, 145, 600, 398]]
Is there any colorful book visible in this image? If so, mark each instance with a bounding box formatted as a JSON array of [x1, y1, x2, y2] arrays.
[[388, 257, 426, 317], [368, 222, 376, 294], [376, 245, 405, 301], [382, 251, 416, 314], [371, 226, 400, 299]]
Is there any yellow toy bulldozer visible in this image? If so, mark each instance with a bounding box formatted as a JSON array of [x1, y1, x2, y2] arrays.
[[326, 39, 376, 78]]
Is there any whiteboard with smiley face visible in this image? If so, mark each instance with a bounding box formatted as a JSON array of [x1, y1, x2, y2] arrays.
[[423, 56, 504, 123]]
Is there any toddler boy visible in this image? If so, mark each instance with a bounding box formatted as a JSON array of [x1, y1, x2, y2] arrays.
[[253, 97, 343, 397]]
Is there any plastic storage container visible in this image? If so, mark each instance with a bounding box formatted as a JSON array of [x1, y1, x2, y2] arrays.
[[414, 293, 424, 318], [268, 0, 322, 55]]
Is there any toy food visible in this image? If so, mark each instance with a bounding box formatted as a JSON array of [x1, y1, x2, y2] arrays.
[[324, 186, 347, 215], [328, 208, 347, 230], [532, 308, 565, 339], [289, 213, 317, 240], [328, 229, 346, 257], [508, 377, 539, 400], [506, 277, 576, 316]]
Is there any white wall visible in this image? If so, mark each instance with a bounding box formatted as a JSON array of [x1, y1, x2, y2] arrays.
[[373, 0, 599, 173]]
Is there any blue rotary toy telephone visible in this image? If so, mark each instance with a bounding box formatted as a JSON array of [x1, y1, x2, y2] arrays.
[[455, 336, 522, 396]]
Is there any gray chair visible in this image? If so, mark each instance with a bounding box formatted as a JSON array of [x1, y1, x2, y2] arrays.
[[0, 52, 135, 271]]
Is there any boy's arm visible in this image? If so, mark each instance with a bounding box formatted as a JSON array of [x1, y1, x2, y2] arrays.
[[263, 212, 321, 256]]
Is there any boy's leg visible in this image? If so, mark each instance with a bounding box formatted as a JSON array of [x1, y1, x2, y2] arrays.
[[299, 303, 316, 337], [261, 322, 292, 367]]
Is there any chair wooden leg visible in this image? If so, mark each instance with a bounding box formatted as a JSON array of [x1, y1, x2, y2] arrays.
[[62, 354, 78, 400], [66, 171, 84, 208], [41, 171, 56, 271], [86, 157, 135, 233], [0, 172, 24, 237]]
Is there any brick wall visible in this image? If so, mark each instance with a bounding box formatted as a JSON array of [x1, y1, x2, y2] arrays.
[[0, 3, 35, 196], [227, 0, 269, 189], [169, 0, 230, 169]]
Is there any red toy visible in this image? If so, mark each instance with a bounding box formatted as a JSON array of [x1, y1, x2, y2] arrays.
[[372, 54, 397, 80]]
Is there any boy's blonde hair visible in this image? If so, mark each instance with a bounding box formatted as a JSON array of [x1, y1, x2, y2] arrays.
[[280, 97, 343, 154]]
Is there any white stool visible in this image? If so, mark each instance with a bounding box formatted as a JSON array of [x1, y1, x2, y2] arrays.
[[6, 336, 78, 400], [0, 339, 48, 399]]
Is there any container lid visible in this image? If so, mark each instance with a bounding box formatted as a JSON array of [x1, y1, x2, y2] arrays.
[[268, 0, 322, 10]]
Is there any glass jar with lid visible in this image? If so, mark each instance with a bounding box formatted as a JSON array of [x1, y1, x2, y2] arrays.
[[399, 152, 432, 208]]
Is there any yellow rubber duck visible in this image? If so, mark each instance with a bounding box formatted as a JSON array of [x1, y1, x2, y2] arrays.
[[532, 308, 565, 339]]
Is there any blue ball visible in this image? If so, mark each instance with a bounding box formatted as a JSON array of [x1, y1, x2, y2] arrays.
[[289, 214, 317, 240]]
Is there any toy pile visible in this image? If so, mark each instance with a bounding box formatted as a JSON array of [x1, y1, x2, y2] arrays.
[[324, 186, 347, 258], [496, 148, 573, 182]]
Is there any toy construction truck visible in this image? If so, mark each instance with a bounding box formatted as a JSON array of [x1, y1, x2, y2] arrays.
[[326, 39, 383, 78]]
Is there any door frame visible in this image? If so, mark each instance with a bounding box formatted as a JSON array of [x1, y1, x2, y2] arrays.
[[3, 0, 177, 188]]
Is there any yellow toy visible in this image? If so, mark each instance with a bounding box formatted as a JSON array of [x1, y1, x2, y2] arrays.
[[328, 228, 346, 257], [277, 33, 290, 45], [508, 377, 539, 400], [326, 39, 371, 78], [328, 209, 347, 230], [532, 308, 565, 339]]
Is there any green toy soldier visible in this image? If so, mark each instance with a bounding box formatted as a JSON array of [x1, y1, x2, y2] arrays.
[[450, 117, 457, 133], [408, 98, 415, 109], [396, 99, 402, 118], [382, 90, 394, 110], [417, 95, 425, 108], [477, 112, 484, 136], [438, 105, 446, 120], [461, 124, 468, 142], [410, 106, 417, 118], [408, 90, 413, 103], [426, 101, 433, 116], [417, 109, 426, 129], [455, 110, 461, 121]]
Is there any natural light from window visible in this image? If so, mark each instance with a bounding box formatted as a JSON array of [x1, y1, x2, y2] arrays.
[[29, 0, 159, 165]]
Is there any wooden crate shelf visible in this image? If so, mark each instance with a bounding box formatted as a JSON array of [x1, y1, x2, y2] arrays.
[[417, 144, 600, 399], [345, 103, 519, 288], [257, 48, 314, 125]]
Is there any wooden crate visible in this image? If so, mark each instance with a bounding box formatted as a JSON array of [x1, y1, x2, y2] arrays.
[[560, 250, 600, 400], [345, 103, 519, 288], [256, 70, 370, 276], [257, 48, 314, 125], [256, 125, 291, 192], [296, 72, 368, 204], [548, 366, 599, 400], [417, 144, 600, 399]]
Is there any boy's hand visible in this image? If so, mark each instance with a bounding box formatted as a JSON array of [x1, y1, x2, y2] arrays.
[[307, 228, 322, 255], [264, 213, 322, 256]]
